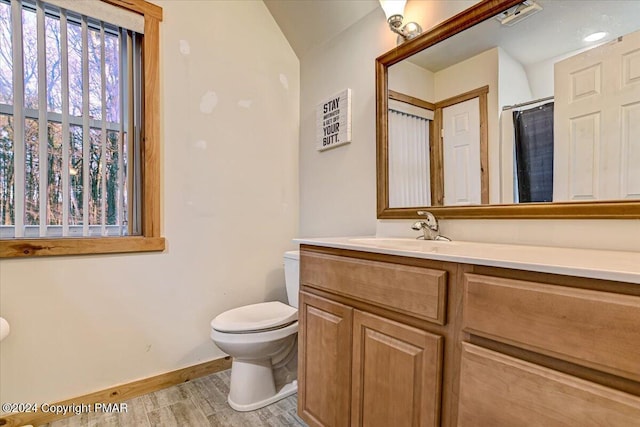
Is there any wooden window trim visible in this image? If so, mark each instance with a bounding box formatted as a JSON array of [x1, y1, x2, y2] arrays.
[[0, 0, 164, 258], [388, 90, 436, 111]]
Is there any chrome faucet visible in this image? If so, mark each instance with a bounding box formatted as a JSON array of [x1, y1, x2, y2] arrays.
[[411, 211, 451, 241]]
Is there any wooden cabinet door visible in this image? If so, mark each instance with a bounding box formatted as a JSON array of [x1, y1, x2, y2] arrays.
[[298, 291, 353, 427], [457, 343, 640, 427], [351, 310, 443, 427]]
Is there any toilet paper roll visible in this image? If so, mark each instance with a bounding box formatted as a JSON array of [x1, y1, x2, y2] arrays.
[[0, 317, 10, 341]]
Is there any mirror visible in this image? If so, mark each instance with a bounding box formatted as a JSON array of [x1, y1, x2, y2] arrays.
[[377, 0, 640, 219]]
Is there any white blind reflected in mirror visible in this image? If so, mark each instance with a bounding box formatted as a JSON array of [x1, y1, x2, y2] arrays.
[[388, 106, 432, 208]]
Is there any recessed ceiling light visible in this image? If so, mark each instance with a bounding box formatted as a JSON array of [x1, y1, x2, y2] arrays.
[[584, 32, 607, 42]]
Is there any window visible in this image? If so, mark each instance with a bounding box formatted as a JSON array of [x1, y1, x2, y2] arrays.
[[0, 0, 163, 257]]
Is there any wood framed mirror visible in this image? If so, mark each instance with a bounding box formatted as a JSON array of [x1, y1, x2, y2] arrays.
[[376, 0, 640, 219]]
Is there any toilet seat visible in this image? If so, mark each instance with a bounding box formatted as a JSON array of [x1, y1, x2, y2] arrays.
[[211, 301, 297, 333], [210, 320, 298, 346]]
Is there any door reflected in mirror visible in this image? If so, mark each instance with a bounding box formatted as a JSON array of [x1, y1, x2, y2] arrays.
[[384, 0, 640, 209]]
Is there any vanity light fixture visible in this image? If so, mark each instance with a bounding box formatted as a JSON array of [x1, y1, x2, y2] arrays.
[[584, 31, 607, 42], [379, 0, 422, 44]]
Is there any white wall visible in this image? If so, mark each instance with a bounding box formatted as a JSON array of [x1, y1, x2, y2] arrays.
[[498, 48, 533, 203], [299, 0, 640, 250], [388, 60, 435, 102], [434, 48, 498, 103], [498, 47, 532, 109], [298, 10, 383, 238], [0, 0, 299, 407], [377, 218, 640, 252], [525, 58, 555, 100], [299, 1, 476, 238]]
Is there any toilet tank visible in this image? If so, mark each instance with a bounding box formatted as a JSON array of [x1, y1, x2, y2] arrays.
[[283, 250, 300, 308]]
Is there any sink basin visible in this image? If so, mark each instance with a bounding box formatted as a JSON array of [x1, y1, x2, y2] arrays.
[[347, 238, 560, 261], [347, 238, 499, 259], [348, 237, 454, 253]]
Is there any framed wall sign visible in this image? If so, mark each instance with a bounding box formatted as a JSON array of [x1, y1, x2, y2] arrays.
[[316, 88, 352, 151]]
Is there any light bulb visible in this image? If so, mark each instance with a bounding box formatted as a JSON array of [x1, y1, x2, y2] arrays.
[[404, 22, 419, 33], [379, 0, 406, 20], [403, 21, 422, 40]]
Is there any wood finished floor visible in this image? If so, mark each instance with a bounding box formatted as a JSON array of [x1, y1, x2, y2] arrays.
[[42, 369, 307, 427]]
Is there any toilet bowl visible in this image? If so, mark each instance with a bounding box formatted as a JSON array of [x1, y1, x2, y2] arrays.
[[210, 251, 300, 412]]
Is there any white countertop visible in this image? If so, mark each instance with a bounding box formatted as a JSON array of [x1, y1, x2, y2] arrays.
[[294, 236, 640, 284]]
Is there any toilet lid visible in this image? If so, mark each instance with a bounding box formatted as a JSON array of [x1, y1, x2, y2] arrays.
[[211, 301, 298, 333]]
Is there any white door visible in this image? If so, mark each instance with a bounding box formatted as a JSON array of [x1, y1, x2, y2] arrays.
[[442, 97, 481, 205], [554, 29, 640, 201]]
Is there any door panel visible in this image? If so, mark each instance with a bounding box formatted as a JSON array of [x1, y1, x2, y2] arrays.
[[299, 292, 352, 427], [554, 29, 640, 201], [442, 98, 481, 205], [351, 310, 443, 427]]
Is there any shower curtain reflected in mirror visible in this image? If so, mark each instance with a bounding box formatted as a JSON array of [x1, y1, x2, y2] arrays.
[[513, 103, 554, 203]]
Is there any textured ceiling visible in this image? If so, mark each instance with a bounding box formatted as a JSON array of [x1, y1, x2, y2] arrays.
[[403, 0, 640, 72]]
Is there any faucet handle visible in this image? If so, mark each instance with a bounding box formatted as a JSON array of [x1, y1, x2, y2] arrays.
[[416, 211, 438, 231], [411, 221, 428, 231]]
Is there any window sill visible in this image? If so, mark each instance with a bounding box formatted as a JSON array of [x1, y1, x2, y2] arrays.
[[0, 236, 166, 258]]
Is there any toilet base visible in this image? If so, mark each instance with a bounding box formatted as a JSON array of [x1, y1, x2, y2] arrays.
[[228, 377, 298, 412], [227, 347, 298, 412]]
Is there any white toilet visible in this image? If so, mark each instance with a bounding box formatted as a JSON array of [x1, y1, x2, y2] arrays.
[[210, 250, 300, 412]]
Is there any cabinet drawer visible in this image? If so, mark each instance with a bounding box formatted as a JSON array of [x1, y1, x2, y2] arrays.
[[301, 251, 447, 324], [457, 343, 640, 427], [462, 273, 640, 381]]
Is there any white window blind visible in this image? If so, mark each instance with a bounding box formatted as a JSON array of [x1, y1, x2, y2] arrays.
[[388, 108, 432, 208], [0, 0, 143, 239]]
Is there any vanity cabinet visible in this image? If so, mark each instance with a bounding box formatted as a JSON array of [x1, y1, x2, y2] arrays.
[[298, 249, 451, 427], [457, 271, 640, 426], [298, 244, 640, 427]]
